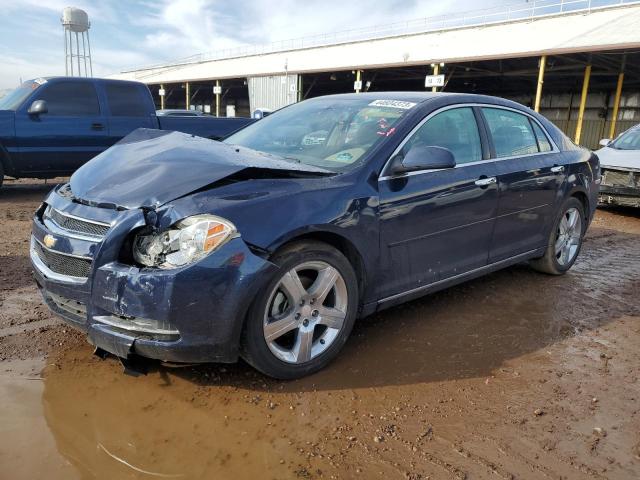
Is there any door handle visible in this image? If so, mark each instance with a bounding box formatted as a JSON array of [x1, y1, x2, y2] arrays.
[[551, 165, 565, 174], [475, 177, 497, 187], [91, 123, 105, 130]]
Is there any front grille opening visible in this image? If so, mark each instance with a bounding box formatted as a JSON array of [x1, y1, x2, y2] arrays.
[[33, 239, 92, 278], [44, 206, 110, 238], [602, 169, 638, 187]]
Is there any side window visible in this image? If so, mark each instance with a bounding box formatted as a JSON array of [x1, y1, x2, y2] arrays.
[[531, 121, 552, 152], [482, 108, 539, 158], [403, 107, 482, 164], [36, 81, 100, 116], [105, 83, 148, 116]]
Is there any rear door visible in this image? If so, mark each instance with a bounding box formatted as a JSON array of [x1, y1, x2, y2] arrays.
[[14, 80, 109, 174], [378, 106, 499, 300], [480, 107, 564, 262], [103, 82, 156, 146]]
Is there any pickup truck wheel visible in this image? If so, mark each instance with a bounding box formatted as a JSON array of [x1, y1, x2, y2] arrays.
[[241, 240, 358, 379], [530, 197, 585, 275]]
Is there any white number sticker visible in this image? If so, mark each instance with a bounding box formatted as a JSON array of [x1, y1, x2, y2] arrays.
[[368, 100, 416, 110]]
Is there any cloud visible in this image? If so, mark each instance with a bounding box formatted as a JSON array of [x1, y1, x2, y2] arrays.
[[0, 0, 520, 89]]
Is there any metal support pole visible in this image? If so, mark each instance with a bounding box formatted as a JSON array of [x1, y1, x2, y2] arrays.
[[185, 82, 190, 110], [160, 84, 165, 110], [609, 55, 626, 139], [69, 31, 74, 76], [75, 32, 81, 76], [574, 64, 591, 145], [297, 75, 303, 102], [355, 70, 362, 93], [64, 29, 68, 76], [534, 55, 546, 112], [609, 72, 624, 139], [215, 80, 221, 117], [81, 32, 88, 76], [86, 32, 93, 76], [432, 64, 440, 92]]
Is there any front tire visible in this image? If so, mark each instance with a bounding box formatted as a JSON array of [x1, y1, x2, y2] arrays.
[[241, 240, 359, 379], [530, 197, 585, 275]]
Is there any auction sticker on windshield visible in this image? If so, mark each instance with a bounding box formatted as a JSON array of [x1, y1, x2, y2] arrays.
[[368, 100, 417, 109]]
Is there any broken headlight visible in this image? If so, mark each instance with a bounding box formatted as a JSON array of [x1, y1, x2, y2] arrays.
[[133, 215, 237, 268]]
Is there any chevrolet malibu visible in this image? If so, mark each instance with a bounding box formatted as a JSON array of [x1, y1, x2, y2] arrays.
[[31, 93, 599, 379]]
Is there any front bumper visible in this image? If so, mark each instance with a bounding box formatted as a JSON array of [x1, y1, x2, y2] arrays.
[[598, 167, 640, 208], [598, 185, 640, 208], [31, 188, 277, 363]]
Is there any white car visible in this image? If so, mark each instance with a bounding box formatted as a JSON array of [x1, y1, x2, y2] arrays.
[[596, 125, 640, 207]]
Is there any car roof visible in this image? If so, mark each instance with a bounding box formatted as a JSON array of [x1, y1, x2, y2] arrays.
[[307, 91, 534, 111], [30, 76, 144, 87]]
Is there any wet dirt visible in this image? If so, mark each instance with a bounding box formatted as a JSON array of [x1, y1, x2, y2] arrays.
[[0, 179, 639, 479]]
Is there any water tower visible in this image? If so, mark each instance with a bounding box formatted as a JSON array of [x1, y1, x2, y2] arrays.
[[61, 7, 93, 77]]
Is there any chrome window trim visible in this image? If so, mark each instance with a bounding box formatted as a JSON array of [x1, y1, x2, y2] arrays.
[[30, 237, 88, 285], [379, 103, 560, 181]]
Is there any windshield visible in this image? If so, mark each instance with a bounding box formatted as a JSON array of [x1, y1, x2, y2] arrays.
[[224, 97, 415, 172], [610, 128, 640, 150], [0, 80, 42, 110]]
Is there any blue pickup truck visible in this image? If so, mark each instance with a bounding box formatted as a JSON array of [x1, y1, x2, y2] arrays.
[[0, 77, 253, 188]]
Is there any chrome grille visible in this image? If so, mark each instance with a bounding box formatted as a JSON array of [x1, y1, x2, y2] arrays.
[[32, 238, 92, 278], [602, 169, 637, 187], [45, 206, 110, 238]]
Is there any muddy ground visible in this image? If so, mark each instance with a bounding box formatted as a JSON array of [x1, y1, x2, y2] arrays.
[[0, 178, 638, 480]]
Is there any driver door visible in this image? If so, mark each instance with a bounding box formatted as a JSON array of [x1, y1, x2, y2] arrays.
[[14, 80, 110, 175], [377, 106, 499, 300]]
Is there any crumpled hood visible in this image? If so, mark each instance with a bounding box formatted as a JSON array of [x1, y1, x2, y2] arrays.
[[70, 129, 331, 209], [595, 146, 640, 171]]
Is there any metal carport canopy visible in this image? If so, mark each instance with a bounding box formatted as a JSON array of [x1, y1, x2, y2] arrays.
[[111, 3, 640, 84]]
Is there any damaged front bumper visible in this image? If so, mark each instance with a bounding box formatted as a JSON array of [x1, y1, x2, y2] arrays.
[[31, 187, 277, 363], [598, 185, 640, 208], [599, 168, 640, 208]]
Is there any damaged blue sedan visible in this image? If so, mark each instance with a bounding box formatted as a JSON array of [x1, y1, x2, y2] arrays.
[[31, 92, 599, 379]]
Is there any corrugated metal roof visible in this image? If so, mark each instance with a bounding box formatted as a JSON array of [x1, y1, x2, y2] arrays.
[[111, 3, 640, 84]]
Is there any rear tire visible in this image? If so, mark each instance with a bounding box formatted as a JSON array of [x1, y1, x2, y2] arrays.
[[241, 240, 359, 379], [530, 197, 585, 275]]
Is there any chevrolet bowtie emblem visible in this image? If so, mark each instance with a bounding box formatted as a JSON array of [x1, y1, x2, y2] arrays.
[[43, 234, 57, 248]]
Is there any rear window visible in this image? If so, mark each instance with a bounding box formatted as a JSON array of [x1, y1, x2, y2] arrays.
[[106, 83, 148, 116], [531, 121, 552, 152], [482, 108, 539, 158], [36, 81, 100, 116]]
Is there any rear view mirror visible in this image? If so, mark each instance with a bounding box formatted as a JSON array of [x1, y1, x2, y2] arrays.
[[393, 145, 456, 175], [599, 138, 611, 147], [28, 100, 48, 116]]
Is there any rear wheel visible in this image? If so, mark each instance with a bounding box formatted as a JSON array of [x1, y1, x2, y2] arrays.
[[241, 241, 359, 379], [530, 197, 585, 275]]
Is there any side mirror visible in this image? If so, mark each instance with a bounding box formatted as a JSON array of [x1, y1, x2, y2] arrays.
[[28, 100, 48, 116], [599, 138, 611, 147], [392, 145, 456, 175]]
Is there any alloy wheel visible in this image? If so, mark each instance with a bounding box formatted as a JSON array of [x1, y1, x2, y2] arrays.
[[263, 261, 348, 364], [555, 207, 582, 266]]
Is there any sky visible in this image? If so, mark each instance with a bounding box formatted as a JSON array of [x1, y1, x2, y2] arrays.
[[0, 0, 521, 90]]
